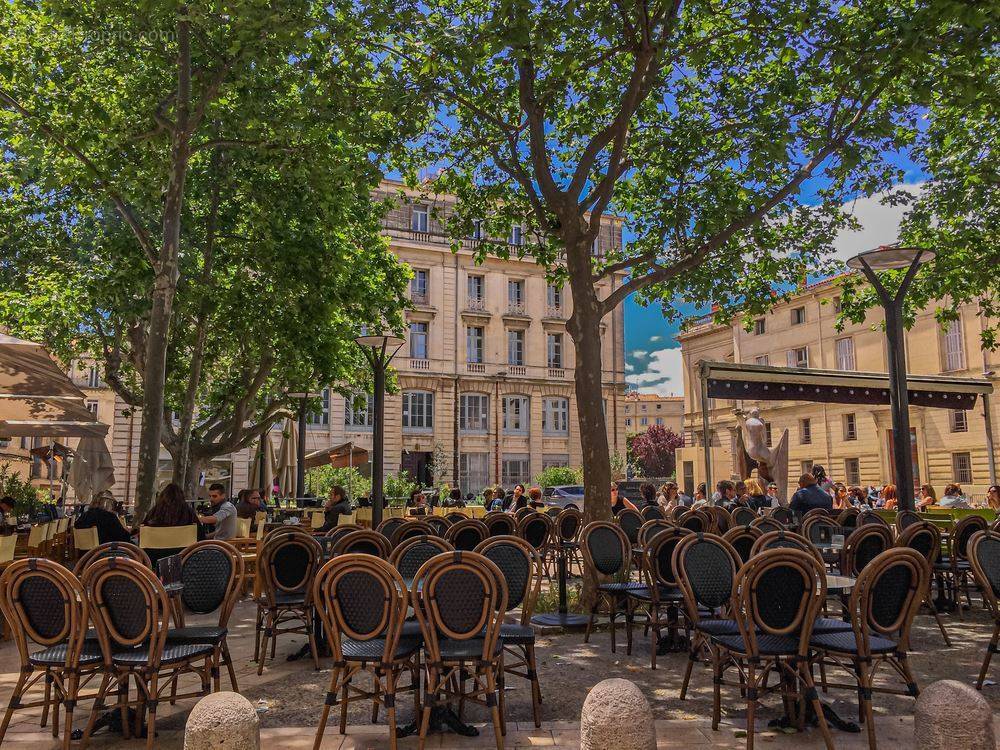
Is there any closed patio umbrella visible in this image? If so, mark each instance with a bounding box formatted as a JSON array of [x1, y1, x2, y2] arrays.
[[275, 418, 297, 497], [68, 436, 116, 504], [250, 433, 276, 494]]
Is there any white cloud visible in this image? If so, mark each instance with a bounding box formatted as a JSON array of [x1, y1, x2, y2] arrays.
[[624, 362, 634, 372], [625, 347, 684, 396], [830, 183, 924, 263], [630, 349, 649, 359], [649, 335, 662, 342]]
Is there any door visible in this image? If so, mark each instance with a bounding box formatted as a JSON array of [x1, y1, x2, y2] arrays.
[[887, 428, 919, 486], [401, 451, 433, 487]]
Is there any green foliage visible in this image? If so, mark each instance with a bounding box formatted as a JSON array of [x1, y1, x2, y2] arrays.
[[305, 466, 371, 503], [533, 466, 582, 488], [384, 471, 418, 506], [0, 462, 43, 517]]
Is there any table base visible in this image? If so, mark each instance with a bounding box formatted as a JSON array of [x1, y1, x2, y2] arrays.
[[396, 707, 479, 737], [530, 612, 589, 628]]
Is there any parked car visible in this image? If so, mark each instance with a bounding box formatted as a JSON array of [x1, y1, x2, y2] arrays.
[[541, 485, 585, 509]]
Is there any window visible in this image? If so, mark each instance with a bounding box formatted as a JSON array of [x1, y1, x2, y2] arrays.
[[411, 205, 429, 232], [547, 333, 563, 368], [844, 413, 857, 441], [801, 459, 814, 475], [507, 279, 525, 312], [953, 452, 973, 484], [466, 326, 484, 364], [754, 355, 770, 366], [655, 417, 664, 426], [402, 391, 434, 431], [459, 393, 489, 432], [411, 269, 428, 301], [787, 346, 809, 368], [844, 458, 861, 486], [471, 218, 484, 240], [459, 453, 490, 494], [833, 296, 842, 313], [640, 416, 648, 426], [509, 225, 523, 246], [502, 454, 530, 486], [546, 284, 562, 309], [502, 395, 529, 433], [306, 388, 330, 427], [950, 409, 968, 433], [835, 337, 856, 371], [764, 422, 773, 447], [467, 274, 485, 301], [86, 365, 101, 388], [943, 318, 966, 371], [791, 306, 806, 325], [542, 454, 569, 469], [344, 394, 374, 429], [85, 399, 99, 418], [800, 418, 812, 444], [409, 321, 428, 360], [625, 418, 632, 428], [753, 319, 766, 335], [591, 236, 601, 255], [507, 330, 525, 366], [542, 397, 569, 434]]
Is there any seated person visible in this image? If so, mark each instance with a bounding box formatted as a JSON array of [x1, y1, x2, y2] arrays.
[[789, 473, 833, 517], [198, 483, 238, 540], [938, 483, 970, 509], [235, 487, 264, 519], [74, 491, 131, 544], [143, 482, 199, 529], [317, 486, 353, 532], [406, 487, 427, 515]]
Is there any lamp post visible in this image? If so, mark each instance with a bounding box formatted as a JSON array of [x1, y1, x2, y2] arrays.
[[355, 334, 405, 529], [846, 245, 935, 511], [287, 391, 314, 500]]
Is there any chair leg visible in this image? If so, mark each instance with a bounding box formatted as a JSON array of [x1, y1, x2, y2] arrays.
[[926, 595, 952, 647], [711, 649, 722, 731], [609, 597, 617, 653], [976, 621, 1000, 689], [680, 648, 696, 700], [0, 671, 28, 745], [385, 673, 398, 750], [61, 672, 78, 750], [145, 674, 158, 750], [485, 667, 504, 750], [80, 672, 111, 750], [745, 661, 756, 750], [584, 604, 596, 643], [258, 612, 273, 676], [314, 665, 341, 750], [855, 659, 877, 750], [417, 668, 437, 750], [799, 663, 834, 750], [526, 644, 542, 728], [41, 670, 52, 728], [339, 675, 350, 734], [307, 612, 320, 671], [222, 641, 239, 692]]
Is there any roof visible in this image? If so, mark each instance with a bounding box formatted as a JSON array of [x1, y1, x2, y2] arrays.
[[625, 393, 683, 402]]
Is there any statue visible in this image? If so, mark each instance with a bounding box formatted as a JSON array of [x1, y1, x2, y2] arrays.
[[734, 407, 790, 505]]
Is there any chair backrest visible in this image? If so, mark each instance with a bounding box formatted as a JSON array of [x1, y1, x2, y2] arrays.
[[139, 524, 198, 549], [325, 523, 361, 539], [73, 526, 100, 552], [637, 519, 675, 546], [390, 520, 435, 548], [0, 534, 15, 564], [674, 533, 740, 622], [580, 521, 630, 582], [260, 532, 321, 605], [389, 535, 453, 582], [56, 517, 70, 534], [837, 507, 860, 527], [476, 535, 542, 624], [734, 548, 825, 658], [26, 524, 46, 551], [545, 506, 562, 518], [0, 559, 89, 670], [895, 510, 922, 533], [841, 524, 893, 577], [670, 505, 688, 520], [771, 507, 795, 525], [723, 525, 763, 563], [895, 522, 941, 565], [801, 515, 839, 543], [411, 550, 506, 663], [483, 513, 516, 537], [849, 547, 928, 653], [858, 510, 889, 527], [517, 512, 554, 552], [444, 519, 489, 552], [731, 506, 757, 526], [751, 516, 784, 534], [446, 511, 470, 523], [424, 516, 453, 536], [968, 529, 1000, 618], [643, 526, 692, 589], [952, 514, 989, 562], [616, 508, 643, 544], [236, 516, 253, 537], [513, 507, 534, 523], [73, 541, 151, 576], [376, 517, 407, 541], [308, 512, 325, 530], [641, 505, 665, 522], [332, 530, 392, 558], [313, 554, 408, 664], [254, 511, 268, 527], [179, 540, 243, 625], [678, 510, 709, 534], [706, 506, 732, 534], [751, 530, 824, 567], [555, 508, 583, 543]]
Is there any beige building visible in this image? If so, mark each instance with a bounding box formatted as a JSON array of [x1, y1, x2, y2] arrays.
[[674, 276, 1000, 501], [92, 181, 627, 500], [624, 393, 684, 435]]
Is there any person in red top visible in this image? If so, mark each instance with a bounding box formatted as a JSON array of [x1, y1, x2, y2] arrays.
[[610, 482, 638, 515], [881, 484, 899, 510]]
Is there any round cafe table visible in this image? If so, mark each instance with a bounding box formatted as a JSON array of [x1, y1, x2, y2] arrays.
[[825, 574, 855, 595], [531, 542, 589, 628]]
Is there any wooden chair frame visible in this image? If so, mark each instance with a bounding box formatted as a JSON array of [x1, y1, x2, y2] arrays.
[[895, 522, 950, 646], [443, 519, 489, 552], [751, 530, 824, 567], [630, 527, 692, 668], [967, 529, 1000, 689], [389, 520, 435, 548], [580, 521, 640, 653], [73, 541, 151, 577], [723, 525, 763, 564], [332, 530, 392, 558]]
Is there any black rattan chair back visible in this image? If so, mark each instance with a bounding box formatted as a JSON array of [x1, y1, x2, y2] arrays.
[[723, 526, 763, 563], [841, 524, 893, 577], [581, 522, 629, 579], [678, 510, 708, 534], [969, 530, 1000, 617], [375, 517, 407, 541], [858, 510, 889, 527], [484, 512, 517, 537], [771, 507, 794, 525], [731, 506, 757, 527], [751, 516, 785, 534], [953, 515, 989, 562], [444, 519, 489, 552], [262, 532, 322, 603], [896, 522, 941, 565], [641, 506, 665, 522], [556, 508, 583, 543], [851, 547, 928, 651], [390, 520, 434, 548], [0, 559, 83, 655], [637, 519, 674, 545], [179, 540, 243, 623], [751, 530, 823, 566], [801, 515, 838, 544], [674, 533, 740, 619], [644, 527, 692, 588], [389, 536, 453, 582], [424, 516, 452, 536], [518, 512, 554, 552], [895, 510, 922, 533], [476, 535, 541, 621], [837, 507, 860, 528], [446, 512, 469, 523], [73, 541, 151, 576], [616, 509, 643, 544], [333, 530, 391, 558]]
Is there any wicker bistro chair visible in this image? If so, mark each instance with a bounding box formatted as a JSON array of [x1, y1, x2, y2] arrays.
[[723, 525, 763, 564], [332, 530, 392, 558], [678, 510, 709, 534], [423, 515, 452, 537], [165, 541, 243, 693], [771, 507, 795, 526], [895, 510, 922, 534], [445, 511, 470, 523], [637, 519, 675, 546], [411, 551, 507, 750], [73, 541, 151, 576], [731, 506, 758, 527], [376, 517, 408, 542], [389, 520, 434, 548], [0, 559, 102, 750], [672, 533, 741, 700], [751, 530, 825, 567], [935, 514, 988, 619], [710, 549, 835, 750], [444, 519, 489, 552], [838, 507, 861, 528], [895, 522, 951, 646], [138, 524, 199, 570], [628, 527, 693, 668], [706, 506, 732, 534], [513, 507, 534, 524], [476, 536, 544, 729], [641, 505, 666, 522], [81, 557, 214, 750], [858, 511, 889, 527], [840, 524, 893, 579], [967, 529, 1000, 689], [484, 512, 517, 537], [255, 532, 322, 675], [517, 512, 554, 579], [750, 516, 785, 534], [312, 554, 422, 750], [808, 548, 929, 750], [324, 524, 362, 546], [580, 521, 645, 652], [554, 508, 584, 574], [800, 516, 839, 547], [616, 508, 644, 546], [389, 536, 454, 585]]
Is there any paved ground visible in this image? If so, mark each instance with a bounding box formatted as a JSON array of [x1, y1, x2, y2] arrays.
[[2, 593, 998, 748]]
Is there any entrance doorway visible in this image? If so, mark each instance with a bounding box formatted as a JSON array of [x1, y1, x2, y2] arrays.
[[887, 428, 919, 486], [401, 451, 433, 487]]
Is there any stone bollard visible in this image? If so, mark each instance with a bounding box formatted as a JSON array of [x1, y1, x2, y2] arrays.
[[184, 691, 261, 750], [580, 678, 656, 750], [914, 679, 995, 750]]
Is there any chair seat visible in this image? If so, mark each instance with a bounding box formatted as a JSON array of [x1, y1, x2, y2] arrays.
[[812, 617, 854, 635], [438, 637, 502, 661], [933, 559, 969, 572], [401, 619, 423, 638], [809, 631, 898, 654], [271, 591, 307, 606], [342, 635, 421, 662], [499, 623, 535, 645], [112, 642, 215, 666], [627, 584, 684, 602], [711, 633, 801, 656], [597, 581, 647, 594], [29, 644, 103, 667], [695, 618, 741, 636], [166, 626, 228, 645]]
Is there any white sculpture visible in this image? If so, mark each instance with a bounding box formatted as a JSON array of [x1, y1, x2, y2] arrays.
[[734, 407, 789, 505]]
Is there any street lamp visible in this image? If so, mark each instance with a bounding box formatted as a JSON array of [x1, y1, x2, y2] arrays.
[[355, 334, 405, 528], [287, 391, 315, 500], [846, 244, 935, 511]]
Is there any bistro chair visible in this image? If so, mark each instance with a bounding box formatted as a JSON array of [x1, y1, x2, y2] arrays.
[[750, 516, 784, 534], [678, 509, 709, 534], [325, 523, 362, 541], [139, 524, 198, 569], [444, 518, 489, 552], [424, 515, 452, 536], [895, 510, 922, 534], [552, 508, 584, 575], [376, 517, 408, 542], [838, 507, 861, 528], [26, 524, 47, 557], [641, 505, 666, 522], [73, 541, 151, 576], [731, 506, 757, 526], [580, 521, 644, 652], [705, 506, 732, 534], [312, 554, 422, 750], [0, 559, 102, 750], [670, 505, 688, 521], [858, 510, 889, 527], [255, 531, 322, 675], [332, 530, 392, 558], [722, 525, 763, 564], [672, 533, 741, 699], [411, 551, 507, 750], [840, 524, 893, 579], [895, 522, 951, 646], [235, 516, 253, 538], [0, 534, 15, 573], [445, 511, 470, 523], [637, 518, 674, 546], [809, 548, 928, 749], [389, 520, 434, 548], [617, 508, 644, 546], [751, 530, 824, 567], [513, 507, 535, 523], [389, 535, 453, 585], [484, 512, 517, 537], [81, 557, 214, 750], [166, 540, 243, 693], [72, 526, 100, 558], [710, 549, 834, 750], [771, 506, 795, 526], [935, 514, 988, 619], [801, 515, 839, 546], [629, 527, 692, 668], [968, 529, 1000, 689], [476, 535, 544, 729], [517, 512, 553, 564]]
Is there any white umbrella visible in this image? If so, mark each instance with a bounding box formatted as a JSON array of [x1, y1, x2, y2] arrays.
[[250, 433, 277, 494], [68, 436, 116, 504], [275, 418, 297, 497]]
